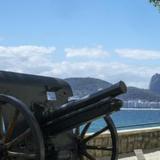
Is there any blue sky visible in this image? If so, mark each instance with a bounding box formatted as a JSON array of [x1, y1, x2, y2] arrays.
[[0, 0, 160, 88]]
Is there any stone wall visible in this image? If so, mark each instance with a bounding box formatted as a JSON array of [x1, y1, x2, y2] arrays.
[[118, 127, 160, 153], [86, 127, 160, 158]]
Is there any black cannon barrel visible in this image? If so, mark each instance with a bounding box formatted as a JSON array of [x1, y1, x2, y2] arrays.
[[44, 98, 122, 135], [43, 81, 127, 123]]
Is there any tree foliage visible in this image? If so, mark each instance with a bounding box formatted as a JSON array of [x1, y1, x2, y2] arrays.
[[150, 0, 160, 8]]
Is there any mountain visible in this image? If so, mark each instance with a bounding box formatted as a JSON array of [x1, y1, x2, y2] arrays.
[[65, 77, 160, 102], [65, 77, 111, 98], [149, 73, 160, 94], [120, 87, 160, 101]]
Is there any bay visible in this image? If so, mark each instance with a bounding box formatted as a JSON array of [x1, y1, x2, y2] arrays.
[[87, 109, 160, 132]]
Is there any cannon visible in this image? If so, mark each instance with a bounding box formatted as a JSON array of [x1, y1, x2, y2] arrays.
[[0, 71, 127, 160]]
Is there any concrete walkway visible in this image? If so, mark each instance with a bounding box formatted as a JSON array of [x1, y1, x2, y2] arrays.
[[119, 150, 160, 160]]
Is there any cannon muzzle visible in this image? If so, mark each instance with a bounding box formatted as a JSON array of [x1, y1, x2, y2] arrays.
[[44, 98, 122, 135], [43, 81, 127, 123]]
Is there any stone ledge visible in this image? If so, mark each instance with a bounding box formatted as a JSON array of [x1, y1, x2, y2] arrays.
[[117, 126, 160, 135], [86, 126, 160, 157]]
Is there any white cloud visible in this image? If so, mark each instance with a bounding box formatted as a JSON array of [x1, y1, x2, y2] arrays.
[[65, 46, 110, 58], [0, 45, 56, 57], [47, 61, 160, 89], [115, 49, 160, 60], [0, 45, 159, 89], [0, 45, 56, 74]]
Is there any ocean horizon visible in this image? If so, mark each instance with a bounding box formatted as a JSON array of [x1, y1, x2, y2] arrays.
[[87, 108, 160, 132]]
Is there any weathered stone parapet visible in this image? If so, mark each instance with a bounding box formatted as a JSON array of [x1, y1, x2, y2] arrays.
[[86, 127, 160, 157], [118, 127, 160, 154]]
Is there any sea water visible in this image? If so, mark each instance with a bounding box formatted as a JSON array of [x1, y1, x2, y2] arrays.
[[87, 109, 160, 132]]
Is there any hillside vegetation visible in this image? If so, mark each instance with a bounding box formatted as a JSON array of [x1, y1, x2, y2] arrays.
[[65, 76, 160, 102]]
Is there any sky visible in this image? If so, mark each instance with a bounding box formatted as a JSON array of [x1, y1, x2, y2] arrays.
[[0, 0, 160, 89]]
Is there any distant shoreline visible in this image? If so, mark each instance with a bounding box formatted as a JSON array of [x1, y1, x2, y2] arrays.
[[121, 108, 160, 110]]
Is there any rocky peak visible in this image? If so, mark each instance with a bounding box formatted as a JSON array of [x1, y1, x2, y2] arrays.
[[149, 73, 160, 94]]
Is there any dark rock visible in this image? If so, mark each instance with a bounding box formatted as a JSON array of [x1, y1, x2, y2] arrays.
[[149, 73, 160, 94]]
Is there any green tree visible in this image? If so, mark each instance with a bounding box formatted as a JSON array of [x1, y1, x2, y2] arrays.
[[150, 0, 160, 8]]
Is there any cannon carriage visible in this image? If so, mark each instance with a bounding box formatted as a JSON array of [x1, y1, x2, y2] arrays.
[[0, 71, 127, 160]]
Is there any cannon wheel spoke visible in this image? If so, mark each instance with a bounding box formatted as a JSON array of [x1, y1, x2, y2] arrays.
[[8, 151, 37, 159], [86, 145, 113, 151], [5, 109, 20, 142], [83, 126, 109, 143], [0, 94, 45, 160], [81, 122, 91, 139], [79, 154, 84, 160], [75, 115, 118, 160], [6, 128, 31, 148], [0, 107, 6, 139], [82, 151, 96, 160]]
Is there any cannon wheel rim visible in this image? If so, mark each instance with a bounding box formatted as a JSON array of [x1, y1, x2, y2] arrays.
[[75, 115, 118, 160], [0, 94, 45, 160]]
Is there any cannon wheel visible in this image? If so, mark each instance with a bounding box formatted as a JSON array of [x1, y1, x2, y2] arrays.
[[74, 116, 118, 160], [0, 94, 45, 160]]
